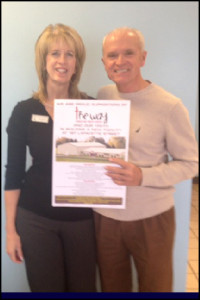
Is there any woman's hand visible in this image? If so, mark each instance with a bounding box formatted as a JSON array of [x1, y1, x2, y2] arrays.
[[6, 231, 24, 264], [105, 158, 142, 186]]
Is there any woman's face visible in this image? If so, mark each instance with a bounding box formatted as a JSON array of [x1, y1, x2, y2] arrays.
[[46, 39, 76, 88]]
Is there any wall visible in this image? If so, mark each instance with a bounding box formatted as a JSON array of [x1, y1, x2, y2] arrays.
[[2, 1, 198, 293]]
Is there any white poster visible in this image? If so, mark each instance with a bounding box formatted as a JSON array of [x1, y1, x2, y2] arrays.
[[52, 99, 130, 208]]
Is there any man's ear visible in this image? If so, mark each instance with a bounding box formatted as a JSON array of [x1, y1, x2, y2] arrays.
[[141, 51, 147, 67], [101, 57, 105, 65]]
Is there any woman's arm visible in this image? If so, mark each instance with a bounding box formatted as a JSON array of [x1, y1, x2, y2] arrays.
[[5, 190, 24, 263]]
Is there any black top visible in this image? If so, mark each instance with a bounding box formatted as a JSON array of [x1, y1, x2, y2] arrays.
[[5, 97, 94, 221]]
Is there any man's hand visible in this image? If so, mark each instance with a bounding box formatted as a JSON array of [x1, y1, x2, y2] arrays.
[[105, 158, 142, 186]]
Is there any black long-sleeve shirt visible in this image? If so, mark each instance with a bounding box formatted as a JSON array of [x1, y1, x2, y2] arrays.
[[5, 98, 93, 221]]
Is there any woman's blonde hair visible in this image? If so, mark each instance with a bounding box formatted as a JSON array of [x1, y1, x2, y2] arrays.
[[33, 24, 86, 103]]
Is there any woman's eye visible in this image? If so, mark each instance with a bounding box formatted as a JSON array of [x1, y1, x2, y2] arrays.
[[51, 51, 60, 57], [66, 52, 74, 57], [49, 51, 75, 58]]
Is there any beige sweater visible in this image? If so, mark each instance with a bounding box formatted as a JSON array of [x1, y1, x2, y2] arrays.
[[94, 83, 198, 221]]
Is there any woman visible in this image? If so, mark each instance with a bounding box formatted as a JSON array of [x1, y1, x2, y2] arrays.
[[4, 24, 96, 292]]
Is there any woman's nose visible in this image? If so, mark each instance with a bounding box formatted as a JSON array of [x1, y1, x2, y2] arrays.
[[58, 53, 66, 63]]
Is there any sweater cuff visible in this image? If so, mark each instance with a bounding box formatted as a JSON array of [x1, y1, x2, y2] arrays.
[[140, 167, 154, 187]]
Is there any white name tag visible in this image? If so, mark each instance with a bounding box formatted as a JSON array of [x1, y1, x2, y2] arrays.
[[31, 114, 49, 123]]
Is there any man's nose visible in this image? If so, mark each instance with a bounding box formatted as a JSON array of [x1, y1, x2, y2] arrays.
[[116, 54, 125, 64]]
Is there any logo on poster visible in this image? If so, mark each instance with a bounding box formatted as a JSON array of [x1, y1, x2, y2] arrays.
[[75, 106, 108, 123]]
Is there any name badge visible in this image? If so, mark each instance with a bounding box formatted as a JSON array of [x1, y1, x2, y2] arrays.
[[31, 114, 49, 123]]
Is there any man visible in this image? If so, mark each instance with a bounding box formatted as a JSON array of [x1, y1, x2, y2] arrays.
[[94, 27, 198, 292]]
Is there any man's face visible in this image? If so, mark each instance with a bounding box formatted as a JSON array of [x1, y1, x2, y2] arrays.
[[102, 32, 147, 92]]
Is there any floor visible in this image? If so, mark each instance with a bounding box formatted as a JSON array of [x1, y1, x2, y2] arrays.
[[186, 181, 199, 292]]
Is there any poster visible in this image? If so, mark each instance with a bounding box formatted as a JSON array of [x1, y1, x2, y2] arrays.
[[52, 99, 130, 208]]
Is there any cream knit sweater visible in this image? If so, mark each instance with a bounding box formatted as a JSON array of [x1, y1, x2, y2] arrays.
[[94, 83, 198, 221]]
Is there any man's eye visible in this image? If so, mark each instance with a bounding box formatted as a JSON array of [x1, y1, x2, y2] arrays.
[[125, 51, 134, 56], [108, 53, 117, 58]]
